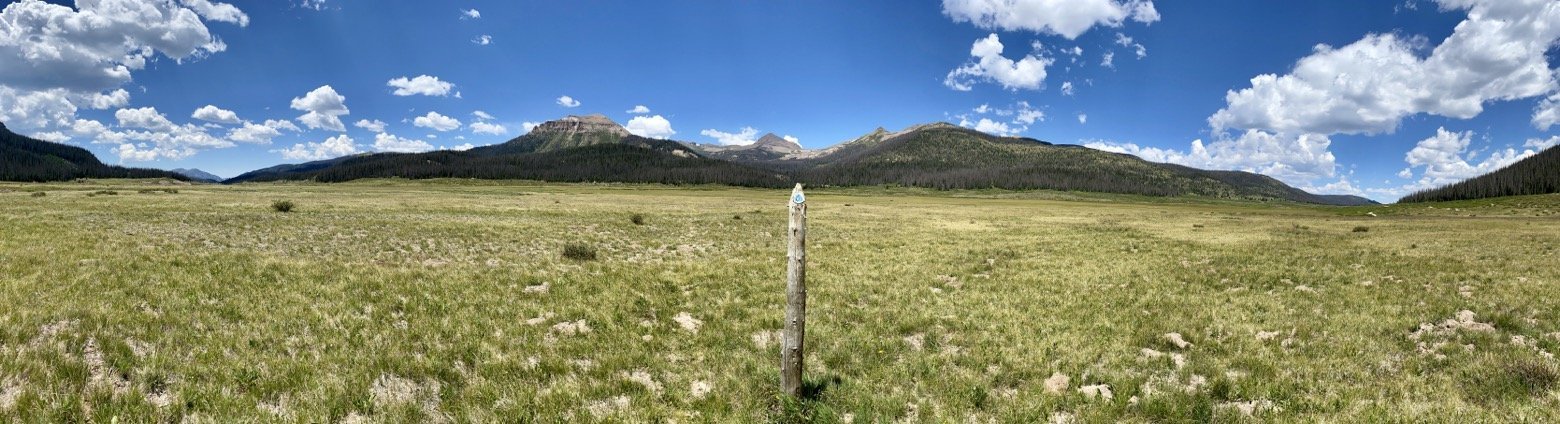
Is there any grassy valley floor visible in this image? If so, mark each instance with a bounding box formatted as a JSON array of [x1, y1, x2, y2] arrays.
[[0, 179, 1557, 422]]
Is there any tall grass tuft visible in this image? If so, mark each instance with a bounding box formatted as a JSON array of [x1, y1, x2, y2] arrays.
[[271, 200, 296, 213], [562, 243, 597, 261]]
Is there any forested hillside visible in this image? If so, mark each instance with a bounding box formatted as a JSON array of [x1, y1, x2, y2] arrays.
[[0, 123, 185, 182], [1400, 146, 1560, 202], [225, 116, 1374, 205]]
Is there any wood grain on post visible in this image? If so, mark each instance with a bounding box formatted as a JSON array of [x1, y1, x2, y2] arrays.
[[782, 183, 808, 397]]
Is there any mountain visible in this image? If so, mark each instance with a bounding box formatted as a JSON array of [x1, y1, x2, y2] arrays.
[[171, 168, 223, 183], [0, 122, 186, 182], [1399, 145, 1560, 203], [685, 133, 804, 162], [224, 115, 1372, 206], [225, 154, 369, 183], [469, 114, 636, 155], [778, 123, 1375, 205], [227, 116, 786, 186]]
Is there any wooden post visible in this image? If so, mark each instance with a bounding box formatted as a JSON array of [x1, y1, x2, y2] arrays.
[[782, 183, 808, 397]]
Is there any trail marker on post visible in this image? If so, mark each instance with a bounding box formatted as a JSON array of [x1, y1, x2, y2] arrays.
[[782, 183, 808, 397]]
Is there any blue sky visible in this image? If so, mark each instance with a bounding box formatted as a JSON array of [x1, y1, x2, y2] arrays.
[[1, 0, 1557, 202]]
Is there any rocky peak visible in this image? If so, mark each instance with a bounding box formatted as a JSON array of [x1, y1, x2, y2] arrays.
[[532, 114, 630, 137], [751, 133, 802, 153]]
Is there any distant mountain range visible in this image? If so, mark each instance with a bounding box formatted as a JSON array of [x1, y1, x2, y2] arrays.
[[0, 122, 185, 182], [1, 116, 1383, 205], [1399, 145, 1559, 203], [226, 115, 782, 186], [687, 133, 804, 162], [223, 114, 1375, 205], [171, 168, 223, 182]]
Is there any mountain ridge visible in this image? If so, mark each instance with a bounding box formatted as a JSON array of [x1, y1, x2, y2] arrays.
[[225, 115, 1372, 205], [171, 168, 223, 182]]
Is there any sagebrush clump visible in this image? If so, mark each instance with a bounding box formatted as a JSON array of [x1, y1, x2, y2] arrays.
[[272, 200, 295, 213], [562, 243, 597, 261]]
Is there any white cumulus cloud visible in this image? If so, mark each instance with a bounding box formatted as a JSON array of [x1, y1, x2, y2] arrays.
[[971, 118, 1021, 136], [387, 75, 455, 97], [413, 111, 461, 131], [472, 35, 492, 45], [460, 8, 480, 19], [191, 105, 241, 124], [95, 107, 234, 161], [354, 119, 387, 133], [227, 119, 298, 144], [277, 134, 358, 161], [290, 85, 350, 132], [941, 0, 1159, 39], [626, 115, 676, 139], [1014, 101, 1044, 124], [557, 95, 581, 108], [0, 0, 248, 134], [945, 33, 1051, 91], [112, 143, 195, 162], [1210, 0, 1560, 136], [1534, 91, 1560, 131], [469, 121, 507, 135], [373, 132, 434, 153], [1086, 130, 1339, 185], [1403, 127, 1548, 187], [116, 107, 176, 132], [955, 101, 1042, 134], [701, 127, 761, 146], [0, 0, 246, 93], [627, 105, 651, 114], [1525, 136, 1559, 150]]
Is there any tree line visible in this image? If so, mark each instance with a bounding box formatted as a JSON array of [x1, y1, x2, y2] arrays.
[[1, 124, 184, 182], [1400, 146, 1560, 203]]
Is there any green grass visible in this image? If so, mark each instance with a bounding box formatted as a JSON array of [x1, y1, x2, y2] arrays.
[[0, 179, 1557, 422]]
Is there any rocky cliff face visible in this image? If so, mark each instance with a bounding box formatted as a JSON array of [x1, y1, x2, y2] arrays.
[[531, 114, 630, 137]]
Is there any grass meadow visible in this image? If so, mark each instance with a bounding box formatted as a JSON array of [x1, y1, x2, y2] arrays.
[[0, 179, 1557, 422]]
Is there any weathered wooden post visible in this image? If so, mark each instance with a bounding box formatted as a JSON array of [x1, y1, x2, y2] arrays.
[[782, 183, 808, 397]]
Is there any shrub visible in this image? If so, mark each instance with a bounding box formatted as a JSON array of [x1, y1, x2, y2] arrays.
[[630, 213, 645, 225], [1192, 224, 1205, 228], [733, 215, 743, 220], [1352, 226, 1369, 233], [271, 200, 295, 213], [562, 243, 597, 261], [30, 192, 45, 197]]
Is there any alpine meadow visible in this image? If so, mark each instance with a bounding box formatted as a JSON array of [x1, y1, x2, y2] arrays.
[[3, 0, 1560, 422]]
